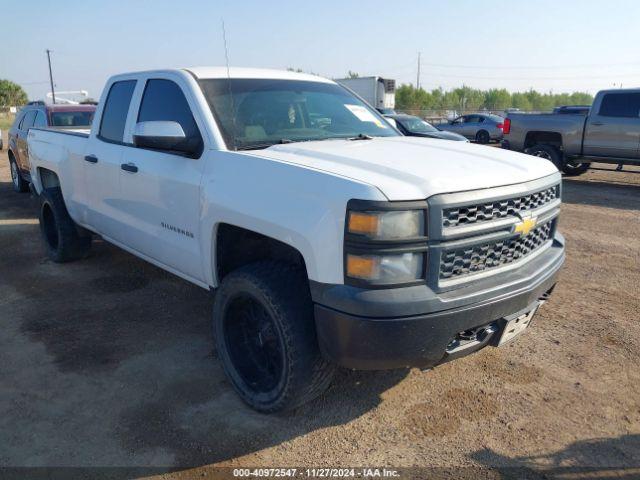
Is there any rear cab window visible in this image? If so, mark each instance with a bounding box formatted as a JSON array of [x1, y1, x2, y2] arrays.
[[598, 93, 640, 118], [99, 80, 137, 143]]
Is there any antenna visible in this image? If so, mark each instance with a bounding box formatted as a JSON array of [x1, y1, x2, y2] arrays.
[[221, 19, 238, 150]]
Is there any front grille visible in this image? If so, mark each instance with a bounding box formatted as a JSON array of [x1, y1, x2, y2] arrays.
[[440, 220, 554, 281], [442, 185, 559, 228]]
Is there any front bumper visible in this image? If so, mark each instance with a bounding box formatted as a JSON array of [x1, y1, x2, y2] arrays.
[[312, 235, 564, 370]]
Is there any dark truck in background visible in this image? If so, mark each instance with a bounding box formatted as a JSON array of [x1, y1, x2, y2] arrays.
[[502, 89, 640, 176]]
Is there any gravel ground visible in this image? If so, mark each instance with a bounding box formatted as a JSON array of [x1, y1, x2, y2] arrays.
[[0, 137, 639, 479]]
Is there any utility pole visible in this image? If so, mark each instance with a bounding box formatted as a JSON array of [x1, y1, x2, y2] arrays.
[[416, 52, 421, 90], [46, 49, 56, 104]]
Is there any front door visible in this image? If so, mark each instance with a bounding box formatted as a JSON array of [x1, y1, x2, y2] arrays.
[[117, 78, 205, 281], [583, 91, 640, 159]]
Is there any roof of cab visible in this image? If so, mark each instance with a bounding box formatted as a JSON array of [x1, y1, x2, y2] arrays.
[[183, 66, 335, 84]]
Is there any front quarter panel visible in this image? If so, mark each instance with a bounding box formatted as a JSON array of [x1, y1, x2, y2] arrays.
[[200, 150, 387, 286]]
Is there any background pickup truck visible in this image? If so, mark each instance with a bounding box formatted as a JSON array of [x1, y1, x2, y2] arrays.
[[502, 88, 640, 175], [27, 67, 565, 412]]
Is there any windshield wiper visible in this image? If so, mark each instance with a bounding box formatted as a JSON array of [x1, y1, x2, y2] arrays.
[[348, 133, 373, 141], [236, 139, 294, 150]]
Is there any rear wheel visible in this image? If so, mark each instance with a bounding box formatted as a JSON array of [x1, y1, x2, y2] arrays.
[[39, 187, 92, 262], [213, 261, 334, 412], [525, 143, 563, 170], [475, 130, 490, 144], [9, 155, 29, 193], [561, 160, 590, 176]]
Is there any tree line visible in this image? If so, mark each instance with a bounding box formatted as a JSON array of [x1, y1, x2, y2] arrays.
[[396, 84, 594, 112]]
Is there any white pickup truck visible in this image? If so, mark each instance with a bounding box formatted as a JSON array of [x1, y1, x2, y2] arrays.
[[27, 67, 565, 412]]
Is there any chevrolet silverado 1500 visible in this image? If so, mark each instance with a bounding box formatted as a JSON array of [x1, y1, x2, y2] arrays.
[[27, 67, 565, 412], [502, 88, 640, 175]]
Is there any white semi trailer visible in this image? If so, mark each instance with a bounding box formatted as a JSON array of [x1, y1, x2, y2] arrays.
[[335, 76, 396, 113]]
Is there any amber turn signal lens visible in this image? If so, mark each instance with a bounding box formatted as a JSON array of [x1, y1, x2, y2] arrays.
[[348, 212, 379, 236], [346, 254, 378, 280]]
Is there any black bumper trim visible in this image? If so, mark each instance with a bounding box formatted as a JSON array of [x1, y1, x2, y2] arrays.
[[314, 254, 562, 370]]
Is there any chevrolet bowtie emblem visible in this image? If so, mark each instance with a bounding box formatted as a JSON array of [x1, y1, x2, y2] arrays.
[[513, 216, 537, 236]]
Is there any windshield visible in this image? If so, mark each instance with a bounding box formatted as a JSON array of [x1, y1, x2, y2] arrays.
[[199, 78, 398, 150], [50, 111, 94, 127], [398, 116, 438, 134]]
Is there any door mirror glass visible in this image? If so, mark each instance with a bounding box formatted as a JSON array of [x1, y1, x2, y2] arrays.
[[133, 121, 187, 152]]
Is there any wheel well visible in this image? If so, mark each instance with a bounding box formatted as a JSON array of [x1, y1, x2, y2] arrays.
[[38, 168, 61, 189], [524, 131, 563, 150], [215, 224, 307, 283]]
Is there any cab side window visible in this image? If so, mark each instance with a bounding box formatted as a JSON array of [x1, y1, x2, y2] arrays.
[[20, 111, 37, 131], [598, 93, 640, 118], [34, 111, 47, 128], [99, 80, 136, 143], [137, 79, 203, 157]]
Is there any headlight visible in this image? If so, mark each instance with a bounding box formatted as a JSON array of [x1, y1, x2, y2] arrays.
[[344, 201, 428, 286], [348, 210, 424, 240], [346, 252, 424, 283]]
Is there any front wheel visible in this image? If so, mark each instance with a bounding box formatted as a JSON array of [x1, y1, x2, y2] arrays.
[[213, 261, 334, 413], [562, 161, 590, 176]]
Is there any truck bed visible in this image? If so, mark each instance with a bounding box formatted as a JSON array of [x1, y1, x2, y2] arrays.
[[27, 127, 89, 192], [504, 113, 587, 154]]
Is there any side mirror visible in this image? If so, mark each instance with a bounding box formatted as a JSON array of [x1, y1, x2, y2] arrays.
[[133, 121, 186, 151]]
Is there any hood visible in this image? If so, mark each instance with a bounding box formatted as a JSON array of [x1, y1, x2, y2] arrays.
[[246, 136, 558, 201]]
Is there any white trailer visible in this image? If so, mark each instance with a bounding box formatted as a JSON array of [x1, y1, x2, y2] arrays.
[[335, 76, 396, 113]]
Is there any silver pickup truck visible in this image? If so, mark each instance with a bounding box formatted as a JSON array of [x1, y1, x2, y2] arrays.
[[502, 88, 640, 175]]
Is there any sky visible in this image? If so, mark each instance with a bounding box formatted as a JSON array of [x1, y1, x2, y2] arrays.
[[0, 0, 638, 102]]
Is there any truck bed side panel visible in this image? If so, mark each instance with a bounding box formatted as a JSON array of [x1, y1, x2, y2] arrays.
[[506, 114, 586, 155], [28, 128, 89, 224]]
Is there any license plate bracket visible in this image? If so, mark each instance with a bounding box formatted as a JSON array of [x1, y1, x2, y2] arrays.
[[498, 303, 539, 346]]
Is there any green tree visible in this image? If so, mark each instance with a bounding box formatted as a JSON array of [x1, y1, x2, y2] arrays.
[[484, 89, 511, 110], [346, 70, 360, 79], [0, 79, 28, 106], [394, 84, 593, 113]]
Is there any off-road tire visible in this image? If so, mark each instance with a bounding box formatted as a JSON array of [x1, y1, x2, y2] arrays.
[[39, 187, 92, 262], [213, 260, 335, 413], [9, 155, 29, 193], [525, 143, 563, 171], [475, 130, 490, 144], [562, 161, 590, 176]]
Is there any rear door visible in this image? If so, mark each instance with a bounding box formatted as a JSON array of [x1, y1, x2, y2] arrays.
[[117, 76, 206, 281], [84, 79, 137, 236], [462, 115, 481, 137], [583, 92, 640, 158]]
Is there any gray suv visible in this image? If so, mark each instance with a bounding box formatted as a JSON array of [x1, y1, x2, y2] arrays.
[[438, 113, 504, 144]]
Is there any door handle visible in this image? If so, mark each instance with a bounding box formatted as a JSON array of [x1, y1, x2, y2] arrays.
[[84, 154, 98, 163], [590, 122, 604, 126], [121, 163, 138, 173]]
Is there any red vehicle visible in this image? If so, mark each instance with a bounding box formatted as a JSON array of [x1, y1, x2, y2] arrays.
[[8, 103, 96, 192]]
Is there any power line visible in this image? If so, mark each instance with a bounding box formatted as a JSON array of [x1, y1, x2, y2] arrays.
[[419, 61, 640, 70], [420, 72, 640, 81]]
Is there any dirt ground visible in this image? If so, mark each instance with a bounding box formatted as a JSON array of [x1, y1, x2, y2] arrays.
[[1, 136, 639, 478]]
